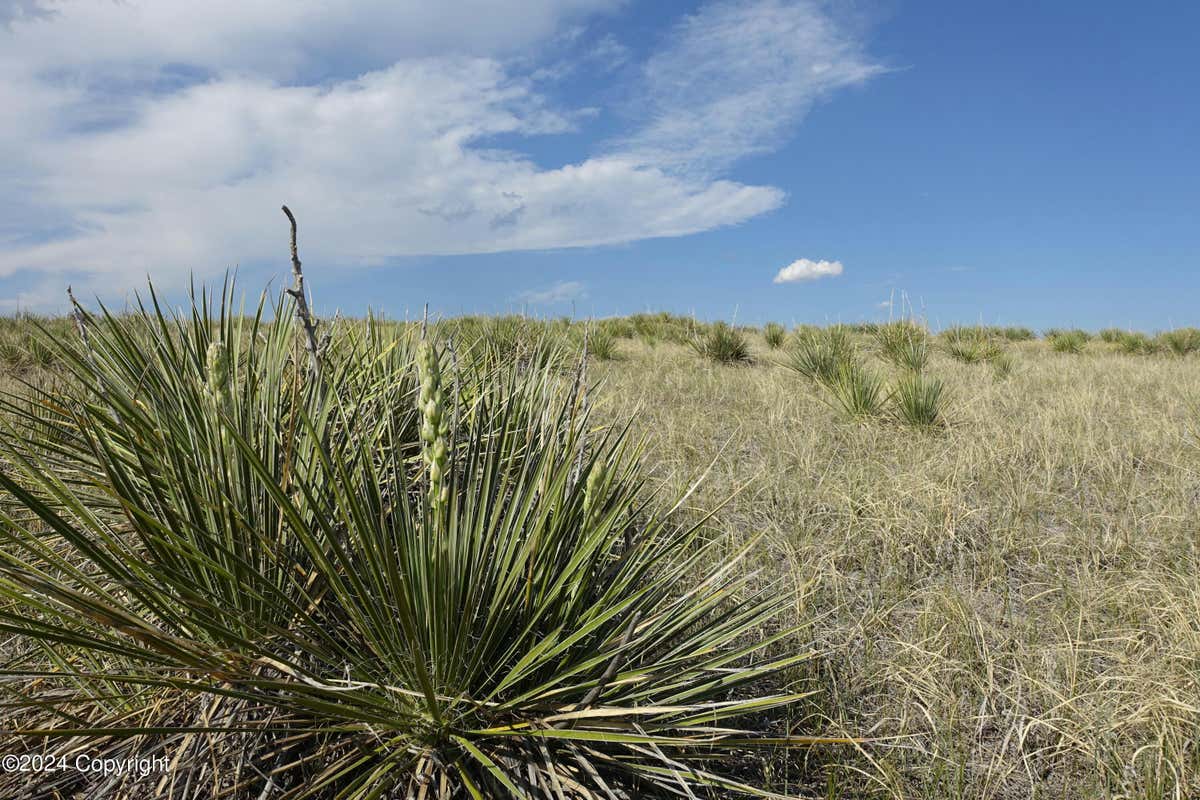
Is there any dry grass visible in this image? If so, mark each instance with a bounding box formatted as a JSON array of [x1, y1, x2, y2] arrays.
[[1, 321, 1197, 798], [592, 334, 1200, 799]]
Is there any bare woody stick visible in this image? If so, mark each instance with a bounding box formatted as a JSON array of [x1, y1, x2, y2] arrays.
[[281, 205, 322, 383]]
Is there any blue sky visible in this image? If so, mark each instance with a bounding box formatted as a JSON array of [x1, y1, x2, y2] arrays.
[[1, 1, 1197, 329]]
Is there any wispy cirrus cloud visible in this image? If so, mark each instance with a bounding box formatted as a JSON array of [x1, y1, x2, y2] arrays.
[[773, 258, 844, 283], [517, 279, 587, 305], [615, 0, 884, 176], [0, 0, 882, 310]]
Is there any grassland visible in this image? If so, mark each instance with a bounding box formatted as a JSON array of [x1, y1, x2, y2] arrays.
[[0, 311, 1197, 798], [591, 329, 1200, 798]]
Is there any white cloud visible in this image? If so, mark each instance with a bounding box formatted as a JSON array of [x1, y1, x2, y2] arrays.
[[615, 0, 884, 175], [0, 1, 627, 80], [773, 258, 843, 283], [517, 280, 587, 305], [0, 0, 880, 309]]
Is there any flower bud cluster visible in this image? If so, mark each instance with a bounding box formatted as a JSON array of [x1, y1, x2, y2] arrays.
[[206, 341, 230, 408], [583, 460, 607, 522], [417, 340, 451, 515]]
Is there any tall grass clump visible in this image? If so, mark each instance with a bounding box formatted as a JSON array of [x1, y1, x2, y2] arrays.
[[762, 321, 786, 349], [0, 277, 824, 794], [892, 372, 947, 427], [825, 361, 888, 418], [875, 320, 929, 371], [785, 325, 856, 384], [690, 320, 752, 364]]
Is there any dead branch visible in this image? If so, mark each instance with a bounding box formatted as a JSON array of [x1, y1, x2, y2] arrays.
[[281, 206, 323, 385]]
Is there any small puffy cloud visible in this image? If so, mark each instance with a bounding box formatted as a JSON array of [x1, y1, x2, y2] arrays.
[[517, 279, 587, 305], [773, 258, 843, 284]]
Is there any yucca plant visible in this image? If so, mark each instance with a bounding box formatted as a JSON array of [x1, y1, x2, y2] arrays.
[[940, 326, 996, 364], [0, 334, 27, 373], [0, 272, 832, 797], [762, 322, 786, 350], [893, 373, 947, 427], [1119, 331, 1158, 355], [690, 321, 752, 364], [1049, 330, 1088, 354], [23, 335, 57, 369], [991, 350, 1016, 380], [1157, 327, 1200, 356], [1000, 326, 1035, 342], [1099, 327, 1124, 344], [824, 360, 887, 418], [944, 338, 986, 364], [583, 325, 618, 361], [602, 318, 636, 339], [784, 325, 855, 385], [875, 321, 928, 372], [471, 315, 571, 373]]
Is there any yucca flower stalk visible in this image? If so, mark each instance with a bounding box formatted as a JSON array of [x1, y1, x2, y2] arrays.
[[417, 336, 451, 520]]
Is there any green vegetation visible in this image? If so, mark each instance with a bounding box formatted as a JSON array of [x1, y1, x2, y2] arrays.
[[1048, 328, 1089, 354], [690, 320, 753, 364], [941, 326, 1001, 364], [892, 372, 947, 427], [826, 360, 888, 418], [762, 321, 787, 349], [0, 282, 824, 799], [1119, 330, 1159, 354], [990, 349, 1016, 380], [1156, 326, 1200, 356], [584, 323, 618, 360], [784, 324, 856, 384], [875, 320, 929, 372], [1, 294, 1197, 798]]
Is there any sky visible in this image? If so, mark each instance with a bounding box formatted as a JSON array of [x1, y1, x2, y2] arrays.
[[1, 0, 1197, 330]]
